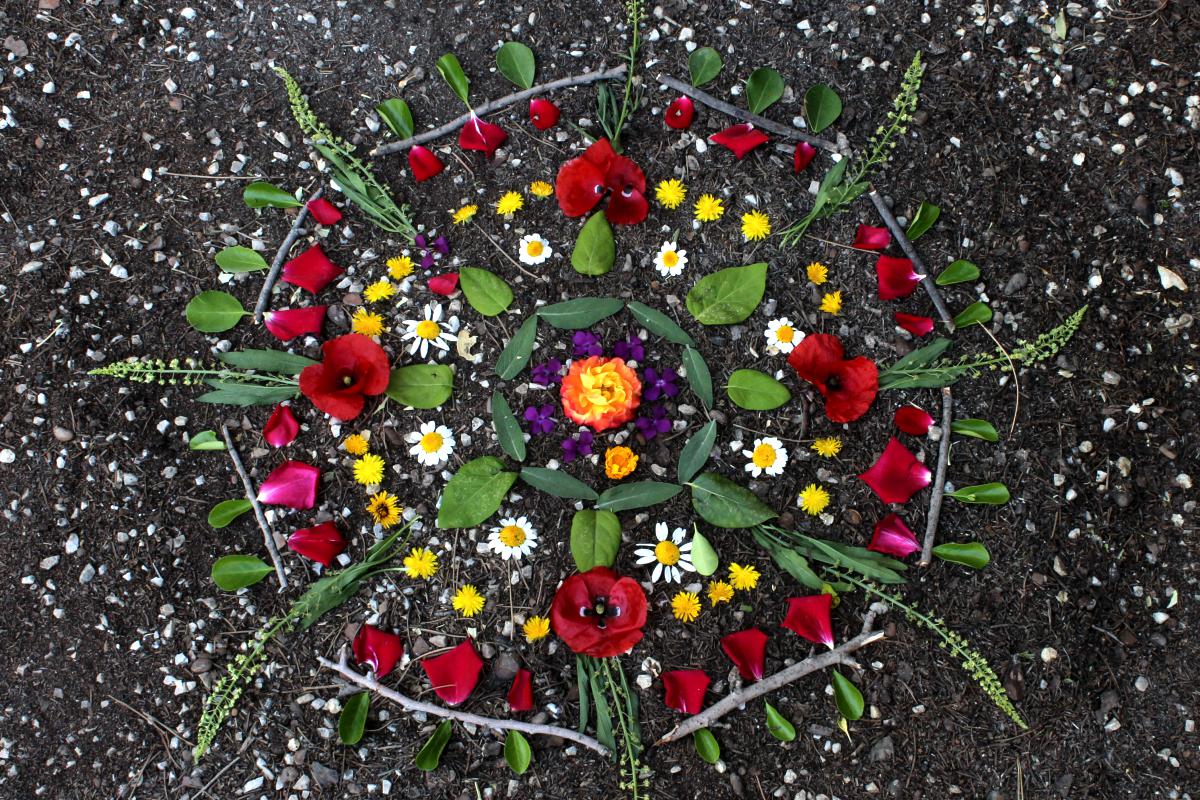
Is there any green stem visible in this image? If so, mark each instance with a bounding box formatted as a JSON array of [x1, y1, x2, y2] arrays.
[[602, 659, 643, 800]]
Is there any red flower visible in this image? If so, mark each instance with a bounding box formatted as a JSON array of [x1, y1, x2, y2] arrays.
[[421, 640, 484, 706], [894, 312, 934, 337], [281, 245, 343, 294], [428, 273, 459, 296], [662, 669, 709, 714], [307, 197, 342, 226], [263, 403, 300, 448], [554, 138, 648, 225], [782, 595, 835, 649], [299, 334, 391, 420], [256, 460, 320, 509], [859, 438, 932, 504], [408, 145, 444, 182], [876, 254, 925, 301], [459, 114, 508, 158], [529, 98, 560, 131], [709, 123, 770, 160], [353, 624, 403, 678], [287, 520, 346, 567], [507, 668, 534, 712], [664, 96, 695, 130], [852, 224, 891, 250], [869, 513, 920, 558], [721, 627, 768, 682], [793, 141, 816, 173], [550, 567, 648, 658], [264, 306, 326, 341], [786, 334, 878, 423]]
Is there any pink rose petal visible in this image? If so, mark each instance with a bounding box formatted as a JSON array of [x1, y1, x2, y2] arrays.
[[281, 245, 344, 294], [256, 460, 320, 509], [721, 627, 769, 682], [858, 438, 931, 505], [709, 123, 770, 160], [421, 640, 484, 706], [894, 312, 934, 337], [852, 224, 891, 250], [287, 520, 346, 567], [876, 254, 925, 301], [662, 669, 710, 714], [264, 306, 327, 341], [894, 406, 934, 436], [428, 272, 459, 296], [263, 403, 300, 448], [352, 624, 403, 678], [507, 668, 534, 712], [868, 513, 921, 558], [307, 197, 342, 226], [793, 141, 816, 173]]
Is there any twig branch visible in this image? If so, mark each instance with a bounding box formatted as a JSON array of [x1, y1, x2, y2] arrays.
[[920, 387, 954, 567], [319, 651, 610, 757], [220, 423, 288, 590], [867, 189, 956, 333], [253, 188, 322, 324], [374, 65, 628, 156], [655, 74, 840, 154]]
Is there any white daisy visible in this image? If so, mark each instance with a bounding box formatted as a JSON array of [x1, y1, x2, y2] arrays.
[[518, 233, 552, 266], [764, 317, 804, 354], [406, 421, 455, 467], [743, 436, 788, 478], [634, 522, 695, 584], [653, 241, 688, 278], [488, 516, 539, 560], [401, 303, 459, 360]]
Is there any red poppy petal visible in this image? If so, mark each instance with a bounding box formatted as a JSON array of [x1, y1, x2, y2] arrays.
[[852, 224, 891, 250], [710, 123, 770, 160], [421, 640, 484, 706], [793, 141, 816, 173], [550, 568, 647, 658], [287, 520, 346, 567], [306, 197, 343, 226], [507, 668, 534, 712], [721, 627, 769, 682], [554, 157, 607, 217], [529, 98, 561, 131], [869, 513, 921, 558], [894, 406, 934, 436], [824, 356, 879, 423], [782, 595, 835, 649], [605, 154, 647, 195], [580, 138, 617, 172], [264, 306, 327, 341], [859, 438, 932, 505], [428, 272, 459, 296], [894, 312, 934, 337], [876, 254, 925, 301], [256, 460, 320, 509], [664, 95, 695, 130], [352, 624, 403, 678], [408, 145, 445, 182], [605, 188, 649, 225], [662, 669, 710, 714], [263, 403, 300, 448], [299, 334, 391, 420], [281, 245, 344, 294], [458, 114, 508, 158], [786, 332, 844, 392]]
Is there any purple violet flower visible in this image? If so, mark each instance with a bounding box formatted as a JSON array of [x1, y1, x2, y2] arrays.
[[572, 331, 604, 358], [415, 231, 450, 271], [523, 404, 556, 436], [642, 367, 679, 402], [530, 359, 564, 387], [635, 405, 672, 440], [561, 429, 595, 463], [612, 335, 645, 363]]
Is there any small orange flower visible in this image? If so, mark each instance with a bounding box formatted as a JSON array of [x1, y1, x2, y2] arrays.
[[560, 356, 642, 432], [605, 446, 638, 480]]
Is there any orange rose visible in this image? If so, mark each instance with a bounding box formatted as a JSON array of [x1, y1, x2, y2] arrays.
[[560, 356, 642, 432]]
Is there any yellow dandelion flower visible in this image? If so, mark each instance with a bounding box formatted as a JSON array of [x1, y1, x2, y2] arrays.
[[671, 591, 702, 623], [343, 434, 370, 456], [707, 580, 734, 606], [819, 290, 842, 315], [350, 308, 385, 337], [529, 180, 553, 198], [403, 547, 439, 580], [366, 491, 402, 528], [741, 210, 771, 241], [363, 280, 396, 303], [728, 562, 760, 591], [452, 204, 478, 225], [694, 193, 725, 223], [452, 584, 485, 617], [806, 261, 829, 285], [655, 178, 687, 209], [387, 255, 415, 280], [523, 616, 550, 642], [798, 483, 831, 516], [811, 437, 843, 458], [604, 446, 638, 480], [495, 191, 524, 216], [352, 453, 385, 486]]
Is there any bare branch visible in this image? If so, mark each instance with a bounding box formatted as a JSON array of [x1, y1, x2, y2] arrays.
[[253, 187, 322, 324], [867, 189, 955, 332], [920, 387, 954, 566], [220, 423, 288, 590]]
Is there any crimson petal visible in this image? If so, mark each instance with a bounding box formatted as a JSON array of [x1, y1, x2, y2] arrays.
[[852, 224, 891, 250], [709, 123, 770, 160], [876, 254, 925, 301], [507, 668, 534, 712], [782, 595, 835, 649], [869, 513, 921, 558], [263, 403, 300, 448], [256, 460, 320, 509], [793, 141, 816, 173], [281, 245, 344, 294], [602, 154, 649, 225], [894, 405, 934, 436], [605, 187, 649, 225], [787, 334, 878, 424], [352, 623, 403, 678], [264, 306, 327, 341], [299, 334, 391, 421], [529, 98, 560, 131], [458, 114, 508, 159], [408, 145, 445, 182], [287, 520, 346, 567], [421, 640, 484, 706], [555, 139, 618, 217], [664, 95, 695, 130], [661, 669, 709, 714], [307, 197, 342, 226], [721, 627, 769, 682], [428, 272, 459, 296], [859, 438, 932, 505], [894, 312, 934, 337]]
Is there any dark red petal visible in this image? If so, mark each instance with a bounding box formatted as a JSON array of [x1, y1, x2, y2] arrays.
[[786, 332, 844, 393], [458, 114, 508, 158], [894, 312, 934, 337], [868, 513, 920, 558], [263, 403, 300, 448], [550, 568, 647, 658], [307, 197, 343, 226], [580, 138, 618, 172], [352, 624, 403, 678], [554, 156, 606, 217], [782, 595, 835, 649], [894, 405, 934, 436], [793, 141, 817, 173], [721, 627, 768, 682], [287, 520, 346, 567], [428, 272, 459, 296], [604, 188, 649, 225], [256, 460, 320, 509], [661, 669, 709, 714], [876, 254, 924, 301], [408, 145, 445, 182], [709, 123, 770, 160], [264, 306, 327, 341], [852, 224, 891, 250], [507, 668, 534, 712], [281, 245, 344, 294], [859, 438, 932, 505], [529, 98, 561, 131], [664, 96, 695, 130], [604, 154, 647, 195], [824, 356, 879, 423], [299, 334, 391, 420], [421, 640, 484, 706]]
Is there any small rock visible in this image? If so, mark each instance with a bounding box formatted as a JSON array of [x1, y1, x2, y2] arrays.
[[3, 37, 28, 58], [310, 762, 339, 788], [869, 735, 895, 762], [492, 652, 520, 682], [53, 426, 75, 442], [1132, 194, 1152, 222], [191, 656, 212, 674], [1003, 272, 1028, 295]]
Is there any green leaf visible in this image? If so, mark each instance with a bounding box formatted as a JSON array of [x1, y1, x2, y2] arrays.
[[376, 98, 414, 139], [948, 482, 1010, 505], [1054, 8, 1068, 39], [575, 655, 591, 736], [753, 530, 827, 592], [678, 420, 717, 484], [681, 346, 713, 408], [954, 301, 993, 328], [886, 337, 952, 373], [626, 301, 696, 347], [386, 364, 454, 408], [197, 382, 298, 407], [217, 349, 317, 375], [186, 291, 247, 333], [745, 67, 784, 115], [690, 529, 719, 576], [437, 456, 518, 528], [459, 267, 513, 317], [435, 53, 470, 105], [688, 472, 776, 528], [520, 467, 598, 501], [951, 419, 999, 442], [496, 42, 536, 89], [495, 315, 538, 380], [803, 84, 843, 133], [686, 263, 768, 325], [338, 692, 370, 745], [211, 554, 272, 591], [932, 541, 991, 570], [504, 730, 532, 774], [569, 510, 622, 571], [242, 181, 302, 209], [790, 534, 907, 585], [688, 47, 723, 87], [571, 212, 615, 276], [831, 670, 864, 721], [693, 728, 721, 764], [588, 668, 615, 752], [188, 430, 226, 451], [936, 259, 980, 286], [726, 369, 791, 410], [208, 498, 252, 529], [765, 701, 796, 742], [415, 720, 453, 771], [538, 297, 625, 329], [491, 392, 526, 462], [595, 481, 682, 512], [905, 201, 941, 240], [215, 246, 269, 273]]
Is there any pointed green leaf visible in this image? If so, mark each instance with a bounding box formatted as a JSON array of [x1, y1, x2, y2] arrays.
[[376, 98, 414, 139], [186, 291, 247, 333], [1054, 8, 1068, 39], [435, 54, 470, 105], [338, 692, 370, 745], [681, 346, 713, 408], [242, 181, 302, 209], [569, 509, 622, 571], [208, 498, 253, 529], [745, 67, 784, 114], [726, 369, 791, 410], [495, 315, 539, 380], [588, 668, 616, 752], [496, 42, 536, 89], [504, 730, 532, 774], [437, 456, 518, 528], [686, 263, 767, 325], [571, 212, 615, 276], [951, 419, 999, 442], [575, 655, 591, 735], [693, 728, 721, 764], [386, 364, 454, 408], [196, 382, 298, 407], [765, 701, 796, 742], [948, 482, 1010, 505], [954, 301, 992, 328], [678, 420, 717, 484], [905, 201, 941, 240], [935, 259, 980, 286], [803, 84, 843, 133], [211, 554, 272, 591], [520, 467, 598, 501], [188, 430, 227, 451], [491, 392, 526, 462], [831, 670, 864, 721], [215, 246, 269, 273], [885, 337, 952, 373], [415, 720, 453, 771], [932, 541, 991, 570], [688, 47, 723, 87], [626, 301, 696, 346], [459, 266, 513, 317], [689, 472, 776, 528], [538, 297, 625, 329], [595, 481, 682, 512], [217, 349, 317, 375], [689, 529, 719, 576]]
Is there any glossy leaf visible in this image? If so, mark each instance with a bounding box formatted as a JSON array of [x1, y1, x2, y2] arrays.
[[905, 201, 941, 240], [681, 346, 712, 408], [496, 42, 535, 89], [520, 467, 598, 501], [437, 456, 518, 528], [504, 730, 532, 774], [831, 670, 864, 721], [688, 47, 723, 87], [211, 554, 272, 591], [951, 419, 999, 442], [376, 98, 414, 139], [693, 728, 721, 764], [689, 472, 776, 529], [626, 301, 696, 346], [186, 291, 246, 333], [459, 267, 513, 316], [386, 364, 454, 408], [726, 369, 791, 410], [595, 481, 682, 512], [935, 259, 980, 286], [685, 262, 768, 325], [491, 391, 526, 461], [217, 349, 317, 375], [765, 701, 797, 742], [569, 509, 621, 572], [804, 84, 842, 133], [954, 301, 993, 328], [215, 246, 269, 273], [242, 181, 301, 209], [932, 541, 991, 570], [948, 482, 1010, 505], [208, 498, 252, 528], [538, 297, 624, 329], [678, 420, 717, 484], [745, 67, 784, 114], [689, 529, 719, 576], [435, 53, 470, 105], [338, 692, 370, 745], [188, 430, 226, 451], [571, 212, 615, 276], [495, 315, 538, 380], [414, 720, 453, 771]]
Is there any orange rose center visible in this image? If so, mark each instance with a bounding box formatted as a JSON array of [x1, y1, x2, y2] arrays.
[[560, 356, 642, 432]]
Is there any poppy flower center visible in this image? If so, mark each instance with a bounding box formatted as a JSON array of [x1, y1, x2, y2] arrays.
[[499, 524, 526, 547], [654, 540, 681, 566], [342, 374, 354, 386], [419, 431, 444, 453], [662, 250, 679, 268], [416, 320, 441, 340], [826, 374, 842, 391], [526, 240, 544, 257], [776, 325, 795, 343], [752, 444, 777, 468], [580, 595, 624, 628]]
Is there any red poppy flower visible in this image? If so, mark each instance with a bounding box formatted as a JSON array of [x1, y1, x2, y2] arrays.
[[709, 123, 770, 160], [721, 627, 769, 682], [459, 114, 508, 158], [859, 438, 932, 504], [664, 96, 695, 130], [263, 403, 300, 448], [876, 254, 925, 301], [662, 669, 709, 714], [281, 245, 343, 294], [408, 145, 444, 182], [353, 623, 403, 678], [782, 595, 835, 649], [508, 668, 534, 712], [852, 224, 891, 250], [287, 520, 346, 567], [256, 460, 320, 509], [421, 640, 484, 706], [554, 138, 648, 225], [895, 312, 934, 337], [550, 567, 648, 658], [869, 513, 920, 558], [299, 334, 391, 420], [529, 98, 560, 131], [428, 273, 459, 296], [793, 141, 816, 173], [894, 405, 934, 436], [264, 306, 326, 341], [307, 197, 342, 226], [786, 334, 878, 423]]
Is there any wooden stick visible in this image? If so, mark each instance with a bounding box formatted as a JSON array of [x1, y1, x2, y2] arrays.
[[319, 651, 610, 756], [253, 187, 322, 324], [373, 65, 628, 156], [654, 73, 841, 154], [220, 423, 288, 590], [919, 387, 954, 566], [867, 189, 955, 332]]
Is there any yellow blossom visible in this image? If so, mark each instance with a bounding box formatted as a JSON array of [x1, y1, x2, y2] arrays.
[[806, 261, 829, 285], [798, 483, 831, 515], [655, 178, 687, 209], [452, 204, 478, 225], [529, 180, 553, 198], [495, 191, 524, 216], [523, 616, 550, 642], [741, 210, 771, 241], [350, 308, 385, 337], [694, 193, 725, 222], [366, 491, 402, 528], [707, 580, 734, 606], [811, 437, 843, 457], [452, 584, 485, 617], [819, 290, 842, 315], [403, 547, 438, 580], [343, 434, 370, 456], [671, 591, 702, 623], [387, 255, 415, 280], [363, 280, 396, 303], [352, 453, 385, 486], [728, 562, 760, 591], [604, 446, 638, 480]]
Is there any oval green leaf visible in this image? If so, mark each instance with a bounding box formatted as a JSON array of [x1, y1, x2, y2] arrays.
[[595, 481, 682, 512], [386, 364, 454, 408], [726, 369, 791, 411], [948, 482, 1010, 505], [686, 263, 767, 325], [678, 420, 717, 484], [932, 541, 991, 570], [186, 291, 246, 333], [437, 456, 518, 528], [746, 67, 784, 115], [681, 346, 713, 408], [189, 430, 226, 451], [951, 419, 999, 442], [693, 728, 720, 765], [208, 498, 252, 529], [906, 200, 941, 241], [689, 472, 776, 529], [242, 181, 302, 209], [765, 701, 796, 742], [688, 47, 723, 87], [376, 98, 414, 139], [459, 267, 513, 317], [217, 349, 317, 375], [496, 42, 536, 89], [215, 246, 269, 273], [338, 692, 370, 745], [495, 315, 539, 380], [626, 301, 696, 347], [804, 84, 843, 133], [211, 554, 272, 591], [690, 529, 719, 576], [491, 392, 526, 462], [571, 212, 615, 276], [953, 301, 993, 328], [538, 297, 625, 329], [569, 509, 622, 572], [415, 720, 453, 771], [520, 467, 598, 501], [935, 259, 980, 286], [504, 729, 532, 774], [435, 53, 470, 105], [831, 669, 864, 722]]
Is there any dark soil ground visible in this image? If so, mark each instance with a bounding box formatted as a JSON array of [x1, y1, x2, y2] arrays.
[[2, 1, 1198, 799]]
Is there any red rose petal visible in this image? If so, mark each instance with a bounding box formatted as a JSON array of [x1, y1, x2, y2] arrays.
[[876, 254, 925, 301], [868, 513, 921, 558], [894, 405, 934, 436], [852, 224, 891, 250], [408, 145, 445, 182], [709, 123, 770, 160], [894, 312, 934, 337], [281, 245, 344, 294], [664, 96, 695, 130], [428, 272, 459, 296], [306, 197, 343, 226], [421, 640, 484, 706], [782, 595, 835, 649], [264, 306, 327, 341], [352, 624, 403, 678], [661, 669, 710, 715], [507, 668, 534, 712], [287, 520, 346, 567], [859, 438, 932, 505], [263, 403, 300, 448], [256, 460, 320, 509], [529, 98, 560, 131], [551, 567, 648, 658], [458, 114, 508, 158], [793, 141, 816, 173], [787, 334, 878, 424], [721, 627, 769, 682], [299, 334, 391, 421]]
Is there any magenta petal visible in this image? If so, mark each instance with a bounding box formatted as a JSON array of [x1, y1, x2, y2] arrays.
[[529, 98, 561, 131], [458, 114, 508, 158], [421, 640, 484, 706], [858, 438, 931, 505], [894, 406, 934, 436], [876, 254, 924, 301], [507, 668, 534, 712], [793, 141, 816, 173], [263, 404, 300, 448], [281, 245, 344, 294], [662, 669, 710, 714], [264, 306, 327, 341], [852, 224, 891, 250], [256, 460, 320, 509], [408, 145, 445, 182], [782, 595, 835, 649], [353, 624, 403, 678], [869, 513, 921, 558], [307, 197, 343, 226], [428, 273, 459, 296], [287, 520, 346, 567], [894, 312, 934, 337], [721, 628, 769, 682], [710, 123, 770, 160]]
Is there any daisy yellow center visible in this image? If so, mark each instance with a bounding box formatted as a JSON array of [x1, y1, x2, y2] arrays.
[[752, 443, 778, 468], [416, 320, 441, 339], [526, 240, 544, 257], [499, 525, 527, 547], [655, 540, 681, 566], [662, 250, 679, 267], [419, 431, 444, 453], [776, 325, 795, 343]]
